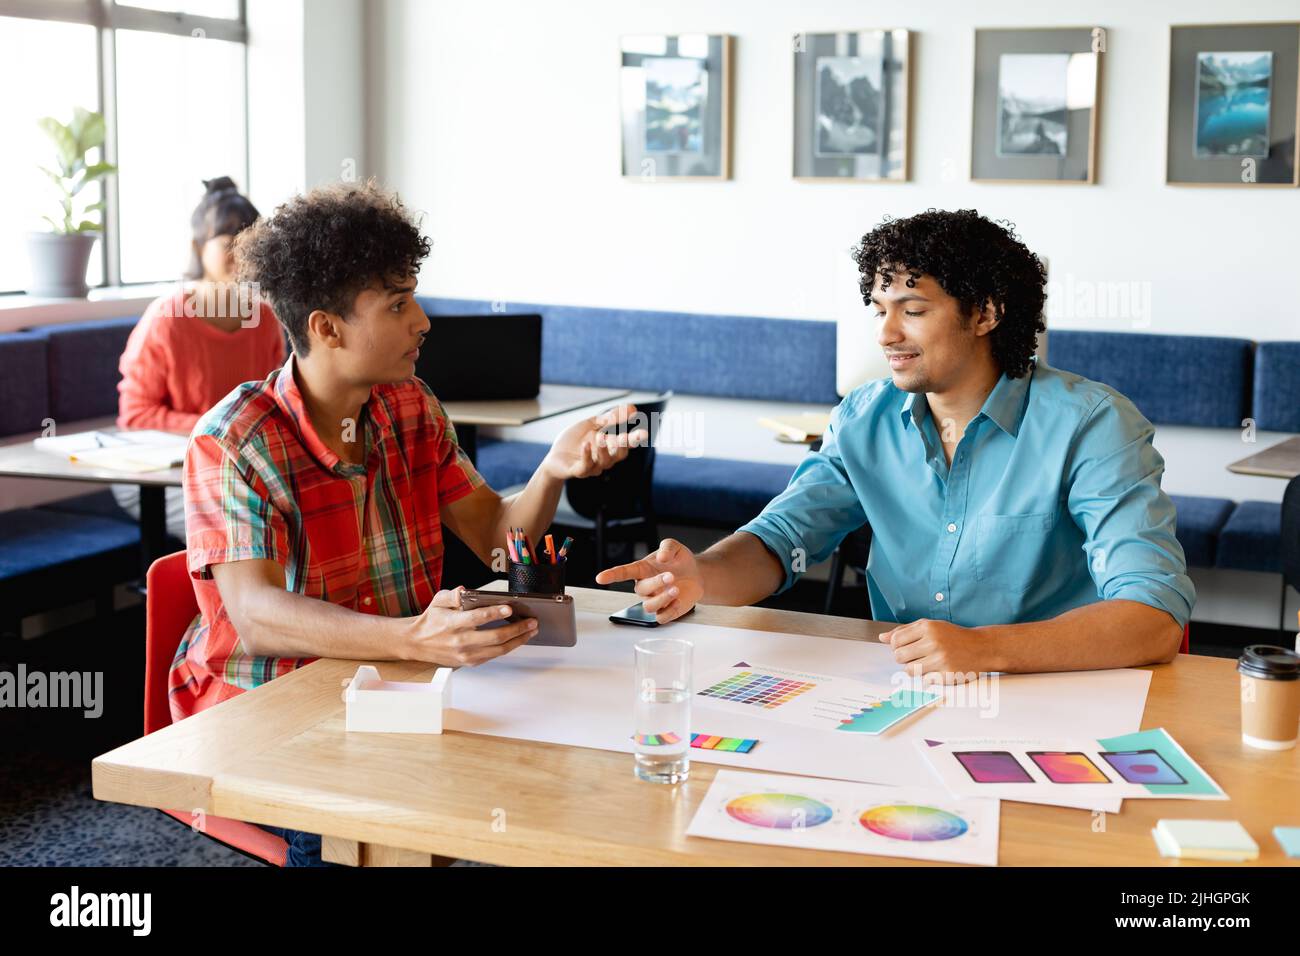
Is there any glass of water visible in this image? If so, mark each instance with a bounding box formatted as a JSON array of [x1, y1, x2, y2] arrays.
[[633, 637, 693, 784]]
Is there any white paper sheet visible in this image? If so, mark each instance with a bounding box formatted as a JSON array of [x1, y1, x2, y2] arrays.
[[445, 612, 1150, 810], [685, 769, 1000, 865]]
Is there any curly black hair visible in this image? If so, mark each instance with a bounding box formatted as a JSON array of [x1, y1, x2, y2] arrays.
[[853, 209, 1047, 379], [233, 179, 431, 355]]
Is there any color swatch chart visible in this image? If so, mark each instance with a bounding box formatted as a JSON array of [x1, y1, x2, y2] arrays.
[[691, 733, 758, 753], [686, 770, 999, 865], [693, 662, 940, 735], [697, 671, 815, 709], [919, 728, 1227, 806], [633, 732, 758, 753]]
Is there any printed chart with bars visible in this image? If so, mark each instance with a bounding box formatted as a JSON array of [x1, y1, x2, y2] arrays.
[[693, 662, 940, 735]]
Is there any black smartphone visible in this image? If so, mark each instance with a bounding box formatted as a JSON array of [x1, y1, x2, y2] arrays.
[[609, 602, 660, 627]]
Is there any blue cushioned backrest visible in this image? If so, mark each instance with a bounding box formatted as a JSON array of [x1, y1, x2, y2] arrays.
[[1046, 330, 1252, 427], [417, 296, 838, 404], [42, 316, 139, 422], [0, 331, 51, 438], [1252, 342, 1300, 433]]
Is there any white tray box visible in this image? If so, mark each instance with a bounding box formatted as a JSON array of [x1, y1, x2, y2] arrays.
[[344, 664, 452, 734]]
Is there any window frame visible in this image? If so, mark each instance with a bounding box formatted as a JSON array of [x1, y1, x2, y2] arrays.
[[0, 0, 249, 291]]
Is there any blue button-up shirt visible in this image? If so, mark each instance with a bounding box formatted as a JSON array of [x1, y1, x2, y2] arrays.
[[739, 359, 1195, 628]]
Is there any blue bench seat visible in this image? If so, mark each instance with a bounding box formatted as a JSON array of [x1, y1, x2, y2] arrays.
[[0, 508, 138, 580], [1216, 501, 1282, 573], [652, 455, 794, 528], [1168, 494, 1235, 569]]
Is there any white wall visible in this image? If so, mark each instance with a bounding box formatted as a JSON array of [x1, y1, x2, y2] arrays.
[[247, 0, 367, 210], [365, 0, 1300, 341], [246, 0, 305, 210], [303, 0, 368, 188]]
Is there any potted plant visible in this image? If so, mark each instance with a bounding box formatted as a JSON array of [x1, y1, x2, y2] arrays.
[[26, 107, 116, 298]]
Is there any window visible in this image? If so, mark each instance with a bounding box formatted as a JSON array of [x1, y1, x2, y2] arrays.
[[116, 29, 246, 283], [0, 16, 103, 293], [123, 0, 239, 17], [0, 1, 248, 293]]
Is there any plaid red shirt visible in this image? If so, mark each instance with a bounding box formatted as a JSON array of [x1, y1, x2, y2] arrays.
[[170, 355, 485, 721]]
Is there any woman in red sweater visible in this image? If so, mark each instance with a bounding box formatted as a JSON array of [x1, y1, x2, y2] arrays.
[[114, 177, 286, 537]]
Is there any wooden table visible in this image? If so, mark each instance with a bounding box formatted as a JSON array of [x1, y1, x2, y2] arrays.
[[91, 585, 1300, 867], [0, 416, 182, 576], [442, 384, 631, 463], [1227, 435, 1300, 480]]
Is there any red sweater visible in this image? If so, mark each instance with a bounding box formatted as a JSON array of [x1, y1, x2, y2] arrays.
[[117, 289, 287, 434]]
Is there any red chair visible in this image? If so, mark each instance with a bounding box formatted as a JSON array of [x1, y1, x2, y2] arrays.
[[145, 551, 288, 866], [1181, 622, 1190, 655]]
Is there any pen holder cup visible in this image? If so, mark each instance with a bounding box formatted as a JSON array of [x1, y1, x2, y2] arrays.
[[508, 558, 566, 595]]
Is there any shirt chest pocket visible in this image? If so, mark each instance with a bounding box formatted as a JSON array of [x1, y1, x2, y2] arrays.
[[973, 512, 1056, 595]]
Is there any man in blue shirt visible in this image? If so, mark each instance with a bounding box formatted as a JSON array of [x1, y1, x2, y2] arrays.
[[598, 209, 1194, 682]]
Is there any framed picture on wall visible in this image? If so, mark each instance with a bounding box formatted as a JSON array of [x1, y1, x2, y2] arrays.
[[971, 27, 1101, 183], [792, 29, 911, 181], [1166, 23, 1299, 186], [621, 34, 732, 180]]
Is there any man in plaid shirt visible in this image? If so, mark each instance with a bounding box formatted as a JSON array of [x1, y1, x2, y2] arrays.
[[173, 181, 643, 864]]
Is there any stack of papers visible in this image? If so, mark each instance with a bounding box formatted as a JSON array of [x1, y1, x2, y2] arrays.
[[34, 429, 186, 473], [1152, 820, 1259, 861]]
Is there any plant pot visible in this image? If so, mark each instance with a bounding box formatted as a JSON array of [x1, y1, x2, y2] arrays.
[[25, 231, 99, 298]]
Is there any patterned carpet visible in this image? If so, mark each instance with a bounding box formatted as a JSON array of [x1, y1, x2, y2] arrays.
[[0, 749, 262, 867]]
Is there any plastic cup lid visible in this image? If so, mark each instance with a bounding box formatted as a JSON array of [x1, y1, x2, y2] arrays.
[[1238, 645, 1300, 680]]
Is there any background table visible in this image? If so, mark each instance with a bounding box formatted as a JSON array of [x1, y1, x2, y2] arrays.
[[442, 384, 630, 463], [91, 585, 1300, 866], [1227, 435, 1300, 480], [0, 416, 182, 576]]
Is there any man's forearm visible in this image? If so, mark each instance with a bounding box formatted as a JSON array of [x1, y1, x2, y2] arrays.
[[696, 532, 786, 607], [976, 598, 1184, 673], [499, 467, 565, 555], [237, 585, 415, 660]]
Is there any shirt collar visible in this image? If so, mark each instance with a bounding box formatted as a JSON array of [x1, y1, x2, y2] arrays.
[[899, 390, 926, 431], [897, 358, 1035, 438], [271, 353, 395, 474], [979, 362, 1034, 437]]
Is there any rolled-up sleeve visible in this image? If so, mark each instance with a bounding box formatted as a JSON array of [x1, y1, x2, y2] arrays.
[[736, 395, 868, 594], [184, 433, 289, 580], [1066, 394, 1196, 629]]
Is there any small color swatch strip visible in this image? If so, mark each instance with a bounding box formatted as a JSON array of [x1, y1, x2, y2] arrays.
[[633, 731, 682, 746], [696, 671, 816, 709], [691, 733, 758, 753]]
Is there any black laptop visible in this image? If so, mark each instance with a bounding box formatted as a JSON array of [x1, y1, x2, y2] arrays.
[[414, 313, 542, 401]]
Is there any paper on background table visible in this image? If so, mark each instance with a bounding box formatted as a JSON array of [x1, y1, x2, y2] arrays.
[[919, 727, 1227, 806], [445, 612, 1149, 803], [686, 769, 1000, 865], [34, 429, 186, 472]]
